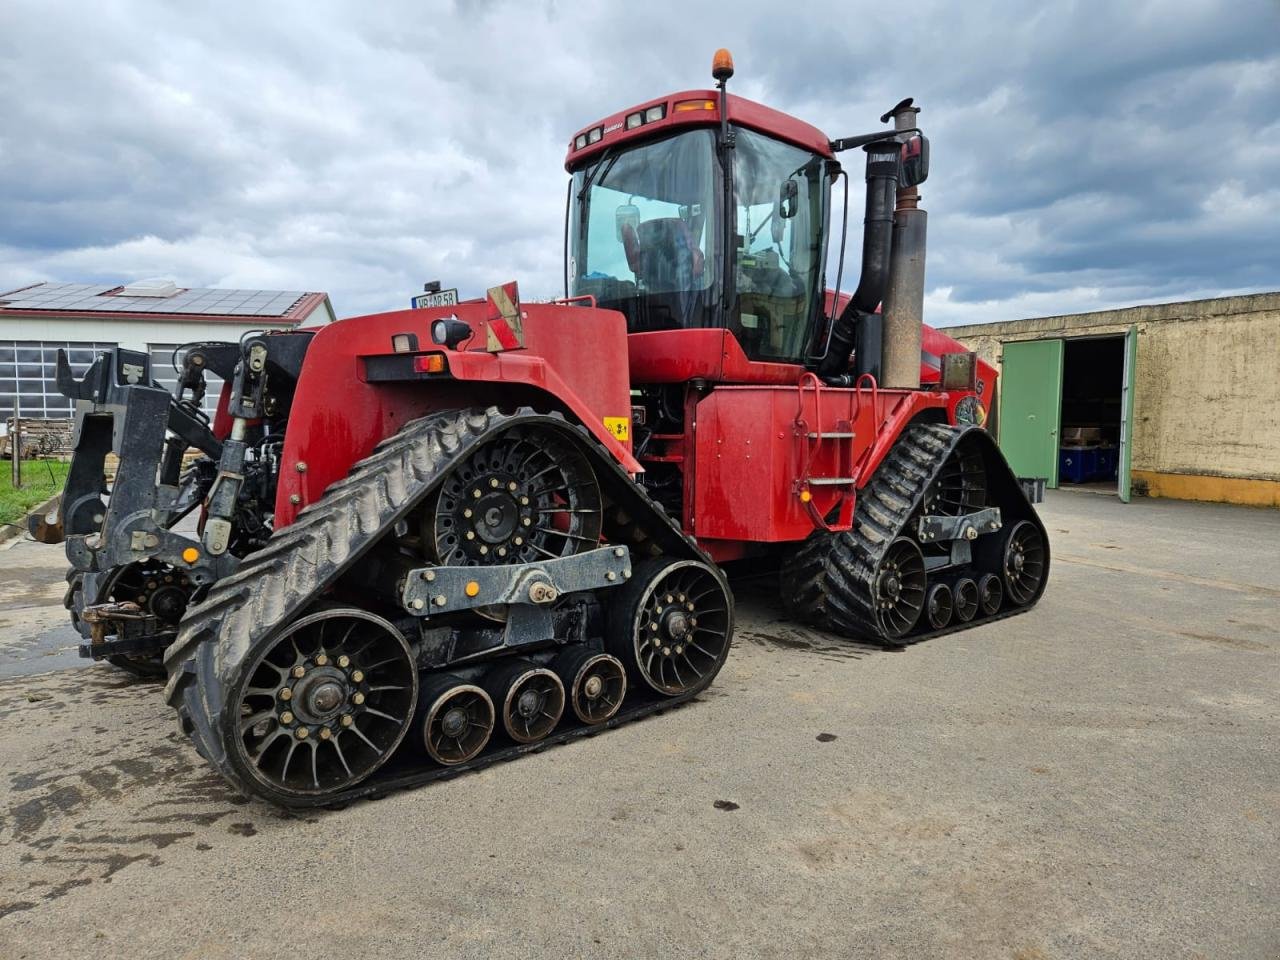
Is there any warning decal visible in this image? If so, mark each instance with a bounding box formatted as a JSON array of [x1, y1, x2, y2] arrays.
[[603, 416, 630, 442]]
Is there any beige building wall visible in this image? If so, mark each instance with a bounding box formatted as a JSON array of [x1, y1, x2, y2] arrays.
[[951, 292, 1280, 507]]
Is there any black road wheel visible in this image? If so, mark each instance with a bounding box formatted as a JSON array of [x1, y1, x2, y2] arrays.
[[954, 578, 979, 622], [610, 558, 732, 697], [553, 648, 626, 725], [874, 538, 927, 641], [484, 660, 565, 743], [420, 676, 494, 765], [1003, 520, 1047, 606], [925, 582, 954, 630], [226, 608, 417, 801], [428, 425, 603, 568], [978, 573, 1003, 616]]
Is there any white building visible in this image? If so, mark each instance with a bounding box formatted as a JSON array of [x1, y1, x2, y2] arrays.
[[0, 280, 334, 419]]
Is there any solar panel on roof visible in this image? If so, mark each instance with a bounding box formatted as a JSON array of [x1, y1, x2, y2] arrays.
[[0, 282, 316, 317]]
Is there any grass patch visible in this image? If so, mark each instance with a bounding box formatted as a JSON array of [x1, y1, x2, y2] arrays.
[[0, 459, 70, 529]]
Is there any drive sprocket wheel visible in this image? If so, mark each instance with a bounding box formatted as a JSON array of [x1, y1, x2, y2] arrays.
[[609, 557, 732, 697], [428, 425, 603, 567], [921, 435, 987, 516], [224, 608, 417, 802]]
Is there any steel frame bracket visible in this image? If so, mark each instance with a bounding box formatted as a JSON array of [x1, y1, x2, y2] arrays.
[[917, 507, 1002, 544], [401, 545, 631, 618]]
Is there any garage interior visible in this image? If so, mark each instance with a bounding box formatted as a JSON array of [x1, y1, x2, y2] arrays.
[[1058, 336, 1124, 495]]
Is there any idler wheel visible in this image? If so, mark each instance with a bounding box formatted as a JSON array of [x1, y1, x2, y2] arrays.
[[420, 675, 495, 765], [228, 608, 417, 799], [484, 660, 565, 743], [925, 582, 954, 630], [1002, 520, 1047, 606], [609, 557, 732, 697], [954, 578, 979, 622], [873, 538, 927, 641], [552, 648, 626, 725], [978, 573, 1003, 616]]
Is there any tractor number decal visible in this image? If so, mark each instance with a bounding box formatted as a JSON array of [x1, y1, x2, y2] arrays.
[[603, 416, 630, 442]]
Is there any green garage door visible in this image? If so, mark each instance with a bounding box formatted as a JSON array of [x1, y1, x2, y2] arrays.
[[999, 339, 1064, 487]]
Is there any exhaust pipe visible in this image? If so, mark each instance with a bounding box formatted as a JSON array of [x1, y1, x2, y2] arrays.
[[818, 139, 901, 379], [880, 100, 926, 390]]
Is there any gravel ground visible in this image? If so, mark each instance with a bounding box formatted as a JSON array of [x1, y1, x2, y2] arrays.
[[0, 490, 1276, 959]]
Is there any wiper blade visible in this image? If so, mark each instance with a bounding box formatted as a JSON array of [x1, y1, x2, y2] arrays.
[[577, 147, 617, 203]]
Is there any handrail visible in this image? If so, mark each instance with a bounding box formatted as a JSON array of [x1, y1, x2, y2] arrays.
[[553, 294, 598, 308]]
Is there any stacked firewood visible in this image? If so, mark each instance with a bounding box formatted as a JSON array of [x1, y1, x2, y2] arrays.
[[3, 417, 74, 459]]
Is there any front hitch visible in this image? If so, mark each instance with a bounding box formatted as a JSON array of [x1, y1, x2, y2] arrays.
[[51, 346, 235, 588]]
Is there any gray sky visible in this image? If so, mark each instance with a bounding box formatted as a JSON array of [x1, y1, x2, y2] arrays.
[[1, 0, 1277, 326]]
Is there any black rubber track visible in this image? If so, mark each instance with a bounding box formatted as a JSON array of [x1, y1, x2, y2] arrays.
[[163, 406, 728, 806], [780, 422, 1049, 645]]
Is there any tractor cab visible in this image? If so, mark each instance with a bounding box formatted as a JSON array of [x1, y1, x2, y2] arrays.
[[566, 77, 836, 368]]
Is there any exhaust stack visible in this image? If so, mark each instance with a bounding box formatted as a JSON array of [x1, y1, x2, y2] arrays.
[[817, 139, 900, 379], [880, 101, 926, 390]]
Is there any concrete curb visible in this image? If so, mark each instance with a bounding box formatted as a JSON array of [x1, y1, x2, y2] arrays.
[[0, 493, 60, 548]]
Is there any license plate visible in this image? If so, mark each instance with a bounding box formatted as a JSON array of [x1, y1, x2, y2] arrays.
[[411, 288, 459, 309]]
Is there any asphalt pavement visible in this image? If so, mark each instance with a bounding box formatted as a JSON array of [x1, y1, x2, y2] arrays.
[[0, 490, 1276, 959]]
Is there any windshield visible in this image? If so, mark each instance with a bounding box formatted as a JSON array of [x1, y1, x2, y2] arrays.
[[730, 127, 826, 363], [569, 129, 720, 332]]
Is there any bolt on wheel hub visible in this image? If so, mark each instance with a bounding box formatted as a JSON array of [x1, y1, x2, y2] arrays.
[[440, 706, 469, 739], [290, 667, 352, 724], [663, 610, 691, 642], [515, 687, 544, 720], [474, 491, 520, 543], [308, 681, 344, 714]]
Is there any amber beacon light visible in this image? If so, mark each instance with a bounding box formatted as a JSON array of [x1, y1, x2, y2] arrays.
[[712, 48, 735, 82]]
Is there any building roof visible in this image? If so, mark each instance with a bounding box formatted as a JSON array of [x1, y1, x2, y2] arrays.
[[0, 281, 329, 324], [947, 291, 1280, 340]]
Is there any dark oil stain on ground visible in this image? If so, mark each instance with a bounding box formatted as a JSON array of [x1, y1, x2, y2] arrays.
[[736, 627, 878, 661]]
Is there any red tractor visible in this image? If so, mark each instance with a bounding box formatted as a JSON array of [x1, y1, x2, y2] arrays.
[[45, 51, 1048, 806]]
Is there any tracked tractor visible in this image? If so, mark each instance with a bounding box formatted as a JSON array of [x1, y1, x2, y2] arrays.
[[41, 50, 1048, 806]]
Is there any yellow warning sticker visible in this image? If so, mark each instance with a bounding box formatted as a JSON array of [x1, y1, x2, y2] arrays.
[[603, 416, 630, 442]]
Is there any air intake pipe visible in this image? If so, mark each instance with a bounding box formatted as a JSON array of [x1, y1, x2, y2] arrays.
[[817, 139, 901, 379]]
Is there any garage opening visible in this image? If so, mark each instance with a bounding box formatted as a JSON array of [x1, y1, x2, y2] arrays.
[[1058, 336, 1125, 495]]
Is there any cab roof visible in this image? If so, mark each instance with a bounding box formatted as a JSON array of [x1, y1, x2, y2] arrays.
[[565, 89, 834, 171]]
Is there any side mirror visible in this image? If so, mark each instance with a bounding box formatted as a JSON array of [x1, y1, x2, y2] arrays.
[[899, 134, 929, 187], [778, 180, 798, 219], [615, 203, 640, 241]]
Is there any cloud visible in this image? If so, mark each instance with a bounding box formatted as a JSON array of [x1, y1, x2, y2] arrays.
[[0, 0, 1276, 326]]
